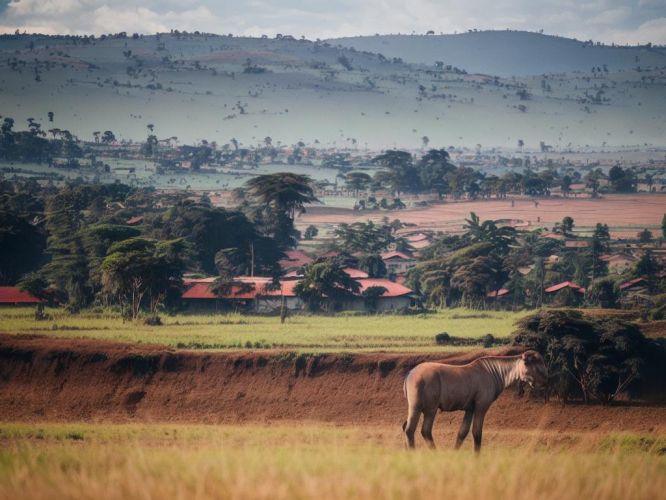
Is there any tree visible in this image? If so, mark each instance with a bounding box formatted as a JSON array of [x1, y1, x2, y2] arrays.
[[585, 169, 603, 197], [512, 310, 657, 403], [344, 172, 371, 195], [358, 254, 387, 278], [608, 165, 635, 193], [101, 130, 116, 144], [333, 220, 396, 254], [362, 286, 388, 312], [586, 277, 620, 308], [101, 238, 187, 319], [559, 216, 575, 236], [560, 175, 572, 196], [0, 211, 46, 285], [303, 225, 318, 240], [450, 254, 504, 307], [372, 150, 419, 195], [147, 202, 281, 276], [245, 173, 318, 248], [464, 212, 516, 254], [417, 149, 456, 198], [637, 228, 653, 243], [294, 262, 360, 312]]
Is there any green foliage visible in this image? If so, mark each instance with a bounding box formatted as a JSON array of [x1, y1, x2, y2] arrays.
[[333, 220, 397, 254], [294, 262, 361, 312], [361, 286, 388, 312], [0, 211, 45, 285], [357, 254, 387, 278], [303, 225, 318, 240], [245, 173, 317, 248], [147, 202, 281, 276], [637, 228, 653, 243], [512, 310, 659, 403], [101, 237, 187, 319], [586, 277, 620, 308]]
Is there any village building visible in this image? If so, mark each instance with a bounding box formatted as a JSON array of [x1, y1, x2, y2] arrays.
[[278, 249, 314, 271], [0, 287, 43, 306], [381, 251, 416, 275], [181, 271, 413, 313]]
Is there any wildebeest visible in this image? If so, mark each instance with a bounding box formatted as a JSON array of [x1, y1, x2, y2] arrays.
[[402, 350, 548, 451]]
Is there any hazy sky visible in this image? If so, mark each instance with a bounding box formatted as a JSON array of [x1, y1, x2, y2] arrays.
[[0, 0, 665, 44]]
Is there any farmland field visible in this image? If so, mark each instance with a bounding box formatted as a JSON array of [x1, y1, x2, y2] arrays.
[[299, 193, 666, 236], [0, 423, 663, 500], [0, 307, 530, 352]]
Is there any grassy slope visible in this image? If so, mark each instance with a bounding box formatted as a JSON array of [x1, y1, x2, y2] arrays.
[[0, 423, 663, 500], [332, 31, 666, 76], [0, 307, 528, 352], [1, 33, 664, 149]]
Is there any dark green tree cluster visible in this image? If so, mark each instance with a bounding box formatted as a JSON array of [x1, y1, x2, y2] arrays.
[[371, 149, 555, 199], [512, 310, 662, 403]]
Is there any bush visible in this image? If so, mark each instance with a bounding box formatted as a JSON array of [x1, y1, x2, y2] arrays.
[[143, 315, 162, 326], [512, 309, 659, 404], [435, 332, 451, 344], [482, 333, 495, 348]]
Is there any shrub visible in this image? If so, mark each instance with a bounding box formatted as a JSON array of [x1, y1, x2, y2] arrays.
[[435, 332, 450, 344], [512, 309, 659, 404], [143, 315, 162, 326], [482, 333, 495, 348]]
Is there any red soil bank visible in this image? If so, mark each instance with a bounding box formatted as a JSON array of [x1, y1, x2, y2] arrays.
[[1, 334, 663, 433]]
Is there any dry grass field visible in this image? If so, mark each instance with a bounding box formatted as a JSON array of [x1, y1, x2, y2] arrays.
[[0, 423, 663, 500], [300, 194, 666, 236]]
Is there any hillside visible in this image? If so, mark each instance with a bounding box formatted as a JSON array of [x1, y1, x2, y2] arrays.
[[0, 32, 665, 149], [331, 31, 666, 77]]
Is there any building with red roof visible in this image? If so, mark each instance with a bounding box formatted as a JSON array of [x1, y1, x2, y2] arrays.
[[181, 275, 413, 313], [278, 249, 313, 271], [544, 281, 585, 294], [0, 287, 43, 305]]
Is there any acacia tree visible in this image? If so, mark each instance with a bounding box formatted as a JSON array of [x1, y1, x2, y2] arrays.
[[245, 173, 318, 248], [101, 238, 187, 320], [418, 148, 456, 198]]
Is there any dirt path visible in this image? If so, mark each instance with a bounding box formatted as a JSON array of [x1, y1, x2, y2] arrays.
[[1, 334, 664, 433]]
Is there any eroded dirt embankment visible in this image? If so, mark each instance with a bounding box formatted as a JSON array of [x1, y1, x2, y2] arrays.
[[1, 334, 664, 432]]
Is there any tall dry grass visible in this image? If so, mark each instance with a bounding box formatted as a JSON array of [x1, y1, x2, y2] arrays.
[[0, 423, 663, 500]]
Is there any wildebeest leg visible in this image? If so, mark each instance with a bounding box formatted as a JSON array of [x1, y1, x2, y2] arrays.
[[420, 409, 437, 449], [472, 409, 486, 453], [403, 407, 420, 449], [455, 409, 474, 449]]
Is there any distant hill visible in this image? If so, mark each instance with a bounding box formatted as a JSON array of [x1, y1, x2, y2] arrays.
[[329, 31, 666, 77], [0, 32, 664, 149]]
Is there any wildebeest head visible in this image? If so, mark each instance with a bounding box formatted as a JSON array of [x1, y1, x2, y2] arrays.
[[517, 350, 548, 388]]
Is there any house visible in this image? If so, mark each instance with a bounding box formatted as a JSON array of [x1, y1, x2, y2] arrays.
[[181, 274, 413, 313], [565, 240, 589, 249], [126, 215, 144, 225], [278, 249, 313, 271], [544, 281, 585, 305], [0, 287, 43, 306], [544, 281, 585, 294], [486, 288, 509, 299], [404, 233, 433, 251], [381, 251, 416, 275]]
